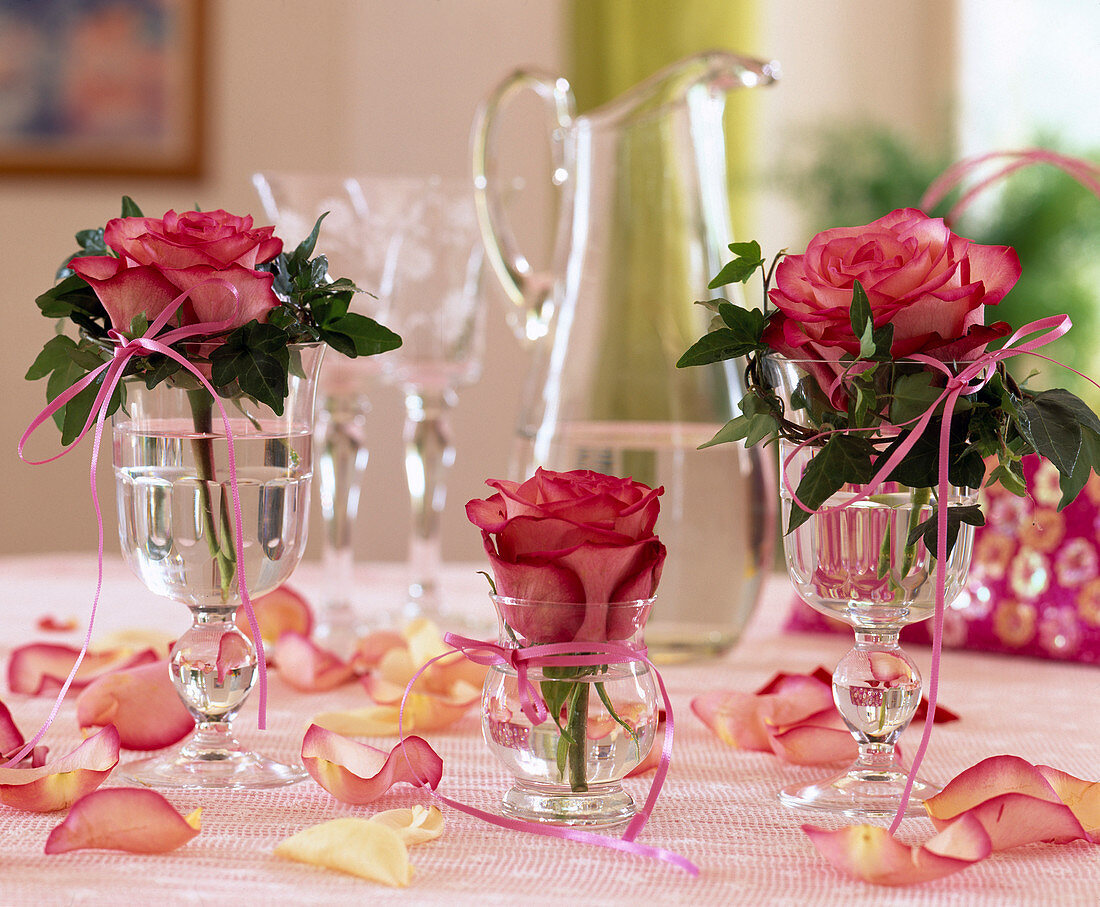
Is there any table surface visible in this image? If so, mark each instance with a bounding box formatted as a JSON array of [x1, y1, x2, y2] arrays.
[[0, 555, 1097, 906]]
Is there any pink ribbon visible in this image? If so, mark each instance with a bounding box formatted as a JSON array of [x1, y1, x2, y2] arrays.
[[7, 284, 269, 767], [394, 632, 697, 875], [779, 314, 1099, 834]]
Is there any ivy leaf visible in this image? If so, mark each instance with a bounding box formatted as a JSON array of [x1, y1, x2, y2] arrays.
[[889, 371, 943, 426], [677, 305, 765, 368], [906, 504, 985, 560], [850, 281, 876, 359], [293, 214, 328, 260], [787, 434, 876, 533], [986, 458, 1028, 497], [120, 196, 143, 218], [1057, 426, 1100, 509], [317, 313, 402, 358], [708, 241, 765, 288], [210, 321, 290, 414], [26, 335, 78, 381], [1017, 389, 1087, 477]]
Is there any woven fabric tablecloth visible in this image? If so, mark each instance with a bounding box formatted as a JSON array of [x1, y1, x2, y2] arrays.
[[0, 555, 1097, 906]]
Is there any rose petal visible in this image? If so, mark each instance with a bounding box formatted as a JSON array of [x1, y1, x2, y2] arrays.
[[0, 698, 23, 758], [234, 585, 313, 648], [75, 660, 193, 751], [44, 788, 201, 854], [7, 643, 158, 696], [767, 712, 858, 766], [626, 710, 665, 776], [0, 726, 120, 812], [35, 615, 78, 633], [276, 632, 355, 692], [351, 630, 408, 674], [925, 755, 1099, 848], [312, 692, 476, 737], [369, 805, 444, 845], [88, 628, 175, 656], [274, 817, 411, 886], [802, 814, 992, 886], [301, 725, 442, 805]]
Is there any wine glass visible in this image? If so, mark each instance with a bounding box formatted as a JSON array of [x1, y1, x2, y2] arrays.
[[347, 175, 487, 626], [113, 344, 325, 788], [766, 355, 977, 818], [253, 172, 407, 654]]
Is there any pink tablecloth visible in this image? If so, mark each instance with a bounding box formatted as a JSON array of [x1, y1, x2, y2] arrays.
[[0, 556, 1097, 906]]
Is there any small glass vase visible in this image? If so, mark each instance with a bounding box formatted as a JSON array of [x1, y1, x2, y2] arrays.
[[765, 355, 977, 818], [481, 596, 659, 827]]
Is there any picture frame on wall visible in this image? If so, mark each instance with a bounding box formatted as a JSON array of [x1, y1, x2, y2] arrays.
[[0, 0, 205, 178]]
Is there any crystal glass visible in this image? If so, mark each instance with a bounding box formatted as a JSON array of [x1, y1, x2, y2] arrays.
[[252, 172, 413, 653], [349, 175, 487, 626], [765, 356, 977, 818], [482, 596, 658, 827], [473, 52, 780, 659], [113, 344, 324, 788]]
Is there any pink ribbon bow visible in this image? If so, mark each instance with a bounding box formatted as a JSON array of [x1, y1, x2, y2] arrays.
[[392, 631, 697, 875], [9, 283, 270, 767]]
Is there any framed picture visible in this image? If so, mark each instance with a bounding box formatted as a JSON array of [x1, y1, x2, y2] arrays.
[[0, 0, 205, 177]]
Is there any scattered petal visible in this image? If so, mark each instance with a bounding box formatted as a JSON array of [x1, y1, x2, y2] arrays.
[[925, 755, 1099, 848], [89, 628, 175, 656], [274, 817, 411, 886], [7, 644, 158, 696], [0, 698, 23, 759], [0, 726, 120, 812], [301, 724, 442, 805], [76, 661, 193, 751], [802, 815, 991, 886], [369, 806, 444, 845], [351, 630, 408, 674], [313, 692, 477, 737], [766, 711, 858, 765], [235, 585, 313, 648], [36, 615, 78, 633], [276, 633, 355, 692], [44, 788, 201, 854]]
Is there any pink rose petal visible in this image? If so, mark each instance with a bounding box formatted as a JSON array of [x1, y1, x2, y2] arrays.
[[0, 726, 120, 812], [7, 643, 158, 696], [925, 755, 1100, 848], [35, 615, 78, 633], [44, 788, 201, 854], [234, 584, 313, 648], [767, 712, 858, 765], [0, 698, 23, 759], [76, 661, 193, 751], [351, 630, 408, 674], [301, 724, 443, 805], [802, 814, 992, 886], [276, 632, 355, 692]]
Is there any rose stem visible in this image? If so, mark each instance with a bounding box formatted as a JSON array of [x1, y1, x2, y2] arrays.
[[566, 681, 589, 792], [187, 388, 235, 600]]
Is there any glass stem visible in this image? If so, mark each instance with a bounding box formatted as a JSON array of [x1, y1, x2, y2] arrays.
[[316, 392, 370, 623], [402, 387, 457, 613]]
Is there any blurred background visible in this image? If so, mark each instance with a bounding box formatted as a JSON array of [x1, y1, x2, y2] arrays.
[[3, 0, 1098, 564]]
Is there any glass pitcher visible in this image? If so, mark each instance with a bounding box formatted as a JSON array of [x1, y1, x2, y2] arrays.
[[472, 51, 780, 659]]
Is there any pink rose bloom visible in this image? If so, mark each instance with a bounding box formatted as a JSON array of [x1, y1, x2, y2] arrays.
[[763, 208, 1021, 366], [466, 468, 666, 643], [70, 209, 284, 334]]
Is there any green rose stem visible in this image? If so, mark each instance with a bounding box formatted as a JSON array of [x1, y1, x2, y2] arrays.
[[565, 680, 590, 792], [186, 387, 236, 600], [875, 485, 932, 596]]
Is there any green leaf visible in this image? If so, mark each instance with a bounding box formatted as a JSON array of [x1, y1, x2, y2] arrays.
[[708, 243, 765, 288], [677, 327, 758, 368], [906, 503, 985, 560], [318, 313, 402, 358], [293, 214, 328, 261], [850, 281, 875, 358], [120, 196, 143, 218], [787, 434, 876, 532], [727, 240, 762, 259], [1057, 427, 1100, 509], [209, 321, 291, 414], [1017, 389, 1086, 477], [889, 371, 943, 425], [26, 335, 78, 381], [986, 459, 1028, 497]]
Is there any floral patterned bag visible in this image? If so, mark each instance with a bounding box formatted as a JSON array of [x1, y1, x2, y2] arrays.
[[785, 456, 1100, 665]]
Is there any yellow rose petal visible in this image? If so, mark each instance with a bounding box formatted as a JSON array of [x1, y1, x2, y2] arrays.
[[370, 806, 444, 845], [274, 817, 411, 887], [311, 706, 401, 737]]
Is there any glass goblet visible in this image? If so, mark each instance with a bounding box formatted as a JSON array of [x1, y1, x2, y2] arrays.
[[767, 355, 977, 818], [113, 343, 324, 788]]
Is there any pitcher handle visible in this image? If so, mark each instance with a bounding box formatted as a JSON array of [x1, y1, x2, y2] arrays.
[[471, 69, 576, 344]]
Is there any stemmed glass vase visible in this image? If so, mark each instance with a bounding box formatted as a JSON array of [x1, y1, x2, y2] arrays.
[[766, 356, 977, 818], [113, 344, 324, 788], [349, 176, 487, 625]]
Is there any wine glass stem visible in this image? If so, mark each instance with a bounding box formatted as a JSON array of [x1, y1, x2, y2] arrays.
[[403, 387, 457, 614], [316, 392, 370, 626]]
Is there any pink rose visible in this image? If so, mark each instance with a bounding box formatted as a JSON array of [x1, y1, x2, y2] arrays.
[[70, 209, 283, 335], [465, 468, 666, 643], [764, 208, 1021, 364]]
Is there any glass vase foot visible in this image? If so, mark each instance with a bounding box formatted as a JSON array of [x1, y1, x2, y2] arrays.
[[502, 780, 636, 828], [779, 762, 939, 819], [121, 726, 308, 790]]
